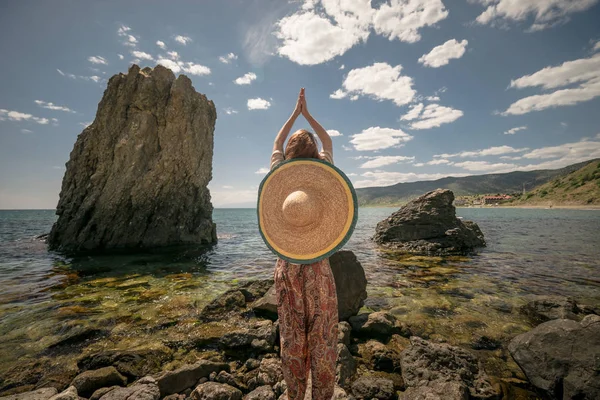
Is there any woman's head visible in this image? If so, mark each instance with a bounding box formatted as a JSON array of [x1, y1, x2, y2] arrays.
[[285, 129, 319, 160]]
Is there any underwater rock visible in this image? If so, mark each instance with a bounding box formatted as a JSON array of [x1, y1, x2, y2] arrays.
[[349, 311, 410, 340], [519, 296, 588, 325], [0, 388, 58, 400], [48, 64, 217, 253], [70, 367, 127, 398], [190, 382, 242, 400], [373, 189, 486, 255], [155, 360, 229, 397], [400, 337, 497, 399], [508, 315, 600, 399]]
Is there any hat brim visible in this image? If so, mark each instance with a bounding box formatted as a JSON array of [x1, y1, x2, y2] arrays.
[[257, 158, 358, 264]]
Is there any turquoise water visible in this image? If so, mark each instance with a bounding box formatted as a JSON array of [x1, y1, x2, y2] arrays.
[[0, 207, 599, 383]]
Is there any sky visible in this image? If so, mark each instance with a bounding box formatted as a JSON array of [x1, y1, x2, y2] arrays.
[[1, 0, 600, 208]]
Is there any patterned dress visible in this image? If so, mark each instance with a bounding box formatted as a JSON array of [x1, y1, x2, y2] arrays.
[[270, 149, 338, 400]]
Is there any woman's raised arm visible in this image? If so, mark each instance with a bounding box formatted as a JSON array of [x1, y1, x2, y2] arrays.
[[272, 88, 303, 153], [300, 89, 333, 155]]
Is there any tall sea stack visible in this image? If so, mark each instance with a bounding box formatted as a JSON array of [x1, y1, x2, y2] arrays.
[[48, 64, 217, 253]]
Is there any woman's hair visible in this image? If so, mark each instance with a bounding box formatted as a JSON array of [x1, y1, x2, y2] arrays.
[[285, 129, 320, 160]]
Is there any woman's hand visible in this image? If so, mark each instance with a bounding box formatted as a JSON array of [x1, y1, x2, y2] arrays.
[[300, 88, 309, 117], [292, 88, 304, 117]]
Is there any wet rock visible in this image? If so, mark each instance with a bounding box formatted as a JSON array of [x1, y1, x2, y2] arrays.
[[48, 386, 78, 400], [251, 250, 367, 322], [70, 366, 126, 398], [219, 319, 277, 355], [77, 348, 172, 380], [155, 360, 229, 397], [45, 327, 108, 354], [349, 311, 410, 340], [243, 385, 275, 400], [238, 280, 273, 303], [400, 337, 497, 399], [48, 64, 217, 254], [398, 381, 469, 400], [256, 358, 283, 387], [351, 376, 395, 400], [508, 315, 600, 399], [0, 388, 58, 400], [98, 376, 159, 400], [89, 386, 119, 400], [336, 344, 356, 387], [338, 321, 351, 346], [190, 382, 242, 400], [519, 296, 586, 325], [373, 189, 486, 255], [471, 336, 501, 351], [201, 290, 246, 322]]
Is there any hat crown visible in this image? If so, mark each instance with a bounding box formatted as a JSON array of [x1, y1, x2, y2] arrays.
[[282, 190, 319, 227]]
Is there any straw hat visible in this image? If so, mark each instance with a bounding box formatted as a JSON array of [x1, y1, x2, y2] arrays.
[[257, 158, 358, 264]]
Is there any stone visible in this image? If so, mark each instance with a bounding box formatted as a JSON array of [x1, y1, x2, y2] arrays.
[[251, 250, 367, 322], [338, 321, 351, 346], [238, 280, 273, 303], [519, 296, 586, 325], [336, 344, 356, 387], [98, 376, 159, 400], [89, 386, 119, 400], [470, 335, 501, 351], [243, 359, 260, 371], [243, 385, 275, 400], [190, 382, 242, 400], [400, 337, 497, 399], [77, 348, 172, 380], [48, 386, 78, 400], [398, 381, 469, 400], [359, 340, 402, 372], [351, 376, 395, 400], [156, 360, 229, 397], [256, 358, 283, 387], [219, 320, 277, 354], [331, 385, 351, 400], [0, 388, 58, 400], [201, 290, 246, 322], [349, 311, 409, 340], [215, 371, 245, 391], [373, 189, 486, 255], [70, 367, 127, 398], [508, 315, 600, 399], [48, 64, 217, 253]]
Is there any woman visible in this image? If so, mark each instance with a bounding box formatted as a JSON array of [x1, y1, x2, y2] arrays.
[[270, 88, 338, 400]]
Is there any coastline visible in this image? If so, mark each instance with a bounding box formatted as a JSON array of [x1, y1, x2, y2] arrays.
[[457, 204, 600, 210]]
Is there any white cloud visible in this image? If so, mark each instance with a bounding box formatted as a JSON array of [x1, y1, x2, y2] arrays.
[[156, 58, 180, 72], [327, 129, 343, 137], [118, 54, 124, 60], [418, 39, 468, 68], [156, 40, 166, 49], [594, 40, 600, 52], [222, 185, 234, 189], [350, 126, 413, 151], [90, 76, 101, 83], [117, 26, 137, 47], [522, 138, 599, 160], [339, 64, 345, 70], [167, 51, 179, 60], [126, 35, 138, 46], [208, 186, 259, 207], [413, 163, 425, 167], [354, 171, 465, 188], [174, 35, 192, 45], [79, 121, 92, 128], [234, 72, 257, 85], [473, 0, 598, 31], [330, 89, 347, 99], [21, 129, 32, 134], [342, 145, 353, 151], [335, 62, 416, 106], [504, 126, 527, 135], [427, 158, 452, 165], [0, 109, 50, 124], [117, 25, 131, 35], [56, 68, 65, 76], [224, 108, 238, 115], [34, 100, 75, 113], [247, 98, 271, 110], [408, 104, 463, 129], [453, 161, 519, 173], [435, 145, 529, 158], [400, 103, 424, 121], [131, 51, 154, 61], [156, 59, 211, 75], [219, 53, 238, 64], [88, 56, 107, 65], [426, 95, 440, 101], [350, 94, 359, 101], [255, 167, 270, 174], [372, 0, 449, 43], [360, 155, 415, 168]]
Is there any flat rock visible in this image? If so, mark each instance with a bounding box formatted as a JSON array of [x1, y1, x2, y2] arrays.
[[77, 348, 172, 380], [373, 189, 485, 255], [190, 382, 242, 400], [219, 319, 277, 354], [0, 388, 58, 400], [519, 296, 587, 325], [156, 360, 229, 397], [48, 64, 217, 253], [251, 286, 277, 321], [508, 315, 600, 399], [70, 366, 126, 398], [98, 376, 159, 400], [48, 386, 78, 400], [400, 337, 497, 399]]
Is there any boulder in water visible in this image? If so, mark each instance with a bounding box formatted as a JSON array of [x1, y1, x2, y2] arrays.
[[48, 64, 217, 253]]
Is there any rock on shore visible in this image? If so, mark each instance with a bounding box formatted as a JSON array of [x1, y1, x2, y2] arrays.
[[373, 189, 485, 255], [48, 64, 217, 253]]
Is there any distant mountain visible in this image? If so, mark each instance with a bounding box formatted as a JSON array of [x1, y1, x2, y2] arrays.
[[506, 159, 600, 206], [356, 159, 598, 207]]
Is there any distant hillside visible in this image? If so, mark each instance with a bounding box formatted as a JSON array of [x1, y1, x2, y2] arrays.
[[506, 159, 600, 206], [356, 159, 598, 207]]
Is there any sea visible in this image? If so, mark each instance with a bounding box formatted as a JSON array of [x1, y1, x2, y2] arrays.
[[0, 207, 599, 380]]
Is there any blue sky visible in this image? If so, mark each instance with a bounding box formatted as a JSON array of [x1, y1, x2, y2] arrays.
[[1, 0, 600, 208]]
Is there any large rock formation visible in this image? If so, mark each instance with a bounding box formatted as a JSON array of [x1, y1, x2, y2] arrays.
[[508, 315, 600, 399], [48, 64, 217, 253], [373, 189, 485, 255]]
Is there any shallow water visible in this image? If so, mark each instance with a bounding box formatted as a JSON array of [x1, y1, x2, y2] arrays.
[[0, 207, 599, 383]]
